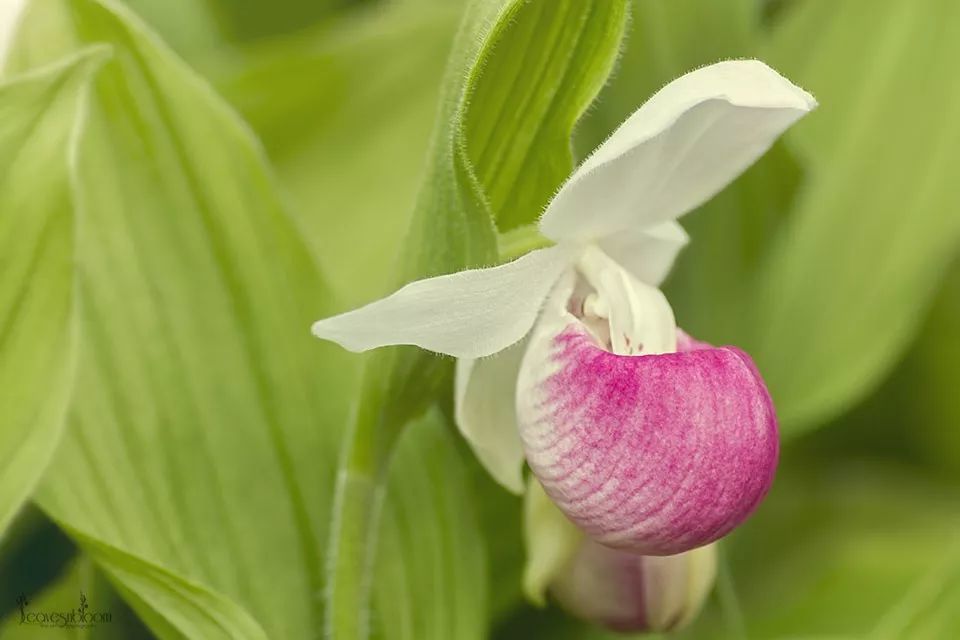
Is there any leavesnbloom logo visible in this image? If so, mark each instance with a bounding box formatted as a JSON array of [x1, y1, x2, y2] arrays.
[[17, 592, 112, 628]]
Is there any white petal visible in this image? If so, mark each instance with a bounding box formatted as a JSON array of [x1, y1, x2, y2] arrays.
[[454, 345, 527, 494], [596, 220, 689, 286], [539, 60, 816, 242], [311, 245, 573, 358], [645, 544, 718, 631]]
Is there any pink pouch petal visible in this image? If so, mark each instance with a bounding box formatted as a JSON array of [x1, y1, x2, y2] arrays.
[[517, 321, 778, 555]]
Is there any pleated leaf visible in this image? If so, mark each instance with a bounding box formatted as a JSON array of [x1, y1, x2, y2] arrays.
[[372, 411, 487, 640], [8, 0, 355, 636], [753, 0, 960, 432], [0, 50, 104, 537]]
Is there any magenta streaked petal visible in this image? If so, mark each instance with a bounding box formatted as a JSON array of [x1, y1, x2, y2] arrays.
[[517, 320, 779, 555]]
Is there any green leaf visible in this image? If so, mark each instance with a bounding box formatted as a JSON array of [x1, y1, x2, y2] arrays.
[[679, 462, 960, 640], [118, 0, 367, 49], [0, 49, 105, 536], [8, 0, 356, 636], [899, 261, 960, 479], [463, 0, 629, 231], [0, 548, 216, 640], [401, 0, 628, 282], [70, 528, 268, 640], [117, 0, 226, 57], [751, 0, 960, 433], [212, 3, 463, 305], [372, 410, 488, 640]]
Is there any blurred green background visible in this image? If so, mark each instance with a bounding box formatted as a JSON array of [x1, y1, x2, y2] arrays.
[[1, 0, 959, 638]]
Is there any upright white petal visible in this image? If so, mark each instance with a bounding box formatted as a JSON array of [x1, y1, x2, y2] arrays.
[[596, 220, 689, 287], [312, 245, 572, 358], [455, 345, 528, 494], [539, 60, 816, 242]]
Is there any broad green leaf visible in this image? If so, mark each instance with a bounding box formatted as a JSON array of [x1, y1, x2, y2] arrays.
[[118, 0, 225, 57], [678, 463, 960, 640], [1, 551, 167, 640], [0, 50, 104, 536], [372, 410, 487, 640], [72, 528, 268, 640], [752, 0, 960, 432], [213, 3, 463, 304], [206, 0, 360, 42], [121, 0, 368, 48], [9, 0, 356, 637], [464, 0, 630, 231], [903, 261, 960, 479]]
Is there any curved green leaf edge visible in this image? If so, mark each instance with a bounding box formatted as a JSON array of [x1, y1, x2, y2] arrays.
[[9, 0, 355, 637], [0, 46, 107, 537]]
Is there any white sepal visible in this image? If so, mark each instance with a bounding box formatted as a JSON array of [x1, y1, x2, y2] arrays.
[[311, 245, 572, 358], [454, 344, 528, 494], [539, 59, 816, 243], [597, 220, 689, 286]]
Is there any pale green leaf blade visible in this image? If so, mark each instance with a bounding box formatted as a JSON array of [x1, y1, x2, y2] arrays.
[[9, 0, 356, 636], [680, 464, 960, 640], [372, 410, 487, 640], [70, 529, 269, 640], [0, 49, 105, 536], [752, 0, 960, 433], [463, 0, 629, 231], [213, 3, 463, 305]]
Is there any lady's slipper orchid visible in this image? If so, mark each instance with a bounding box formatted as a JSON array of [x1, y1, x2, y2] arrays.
[[313, 60, 815, 555]]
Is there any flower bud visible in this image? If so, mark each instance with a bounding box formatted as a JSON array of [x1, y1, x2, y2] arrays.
[[551, 540, 717, 633], [524, 477, 717, 633]]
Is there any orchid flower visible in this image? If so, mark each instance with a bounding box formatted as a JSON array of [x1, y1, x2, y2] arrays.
[[313, 60, 816, 555]]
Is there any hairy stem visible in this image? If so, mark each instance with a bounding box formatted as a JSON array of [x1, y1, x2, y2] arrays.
[[324, 358, 393, 640]]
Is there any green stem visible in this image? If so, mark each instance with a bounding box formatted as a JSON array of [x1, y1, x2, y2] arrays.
[[324, 354, 398, 640]]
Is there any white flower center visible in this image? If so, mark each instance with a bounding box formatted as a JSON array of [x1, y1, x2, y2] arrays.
[[567, 245, 678, 356]]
